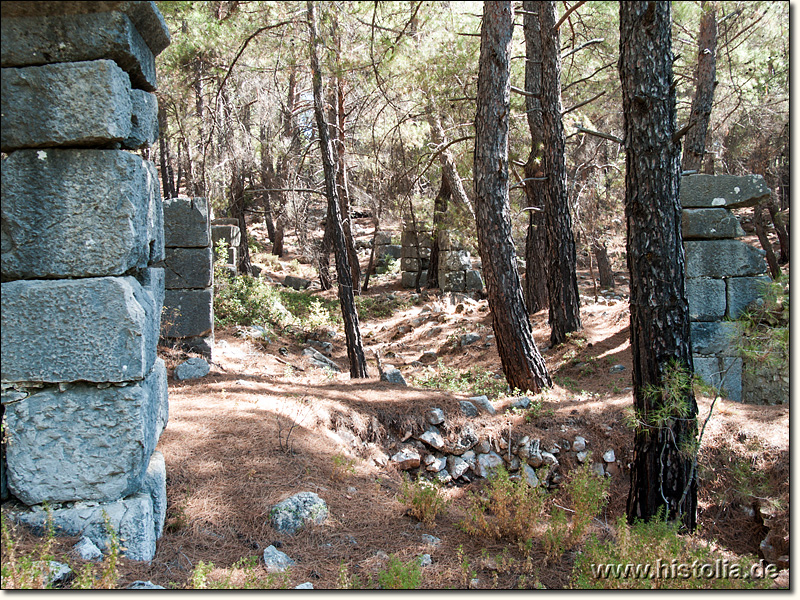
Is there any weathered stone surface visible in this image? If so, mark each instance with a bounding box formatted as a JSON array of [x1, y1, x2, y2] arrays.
[[163, 197, 210, 248], [1, 10, 158, 91], [270, 492, 328, 535], [401, 270, 428, 289], [425, 408, 445, 425], [419, 428, 445, 451], [374, 232, 392, 246], [124, 88, 158, 149], [442, 250, 471, 272], [1, 60, 133, 150], [469, 395, 496, 416], [4, 359, 166, 505], [2, 149, 161, 278], [473, 452, 504, 478], [377, 244, 402, 260], [684, 240, 767, 279], [460, 333, 481, 347], [602, 449, 616, 463], [447, 455, 470, 479], [442, 271, 465, 292], [141, 450, 166, 540], [381, 366, 407, 385], [521, 464, 539, 487], [693, 355, 743, 403], [128, 581, 166, 589], [465, 269, 484, 291], [686, 277, 727, 321], [401, 245, 431, 260], [144, 159, 165, 264], [726, 275, 772, 319], [401, 257, 420, 272], [162, 288, 213, 338], [163, 247, 213, 289], [742, 357, 789, 405], [174, 357, 210, 381], [303, 347, 341, 372], [690, 321, 739, 356], [11, 492, 158, 561], [391, 448, 420, 470], [74, 536, 103, 561], [283, 275, 311, 290], [459, 400, 478, 417], [680, 174, 771, 209], [1, 276, 160, 383], [572, 436, 586, 452], [681, 208, 745, 240], [211, 224, 242, 258]]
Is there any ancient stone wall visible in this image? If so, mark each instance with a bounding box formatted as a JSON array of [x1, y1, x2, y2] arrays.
[[162, 198, 214, 358], [1, 1, 170, 561], [399, 225, 485, 293], [681, 174, 772, 403]]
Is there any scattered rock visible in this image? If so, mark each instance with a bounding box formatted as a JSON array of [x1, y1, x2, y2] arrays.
[[576, 451, 588, 464], [526, 439, 543, 468], [308, 339, 333, 356], [420, 350, 438, 363], [419, 428, 446, 451], [391, 448, 421, 470], [451, 427, 478, 454], [425, 408, 445, 425], [447, 455, 470, 479], [474, 440, 491, 454], [294, 582, 314, 589], [474, 451, 504, 478], [128, 581, 166, 589], [269, 492, 328, 535], [397, 324, 411, 335], [36, 561, 72, 586], [283, 275, 311, 290], [609, 364, 626, 374], [572, 436, 587, 452], [263, 545, 296, 573], [425, 456, 447, 473], [522, 464, 540, 487], [602, 449, 616, 463], [435, 469, 452, 484], [303, 347, 341, 372], [174, 357, 210, 381], [590, 463, 606, 478], [511, 396, 531, 410], [541, 451, 559, 467], [421, 534, 441, 546], [469, 395, 496, 416], [420, 554, 432, 567], [73, 536, 102, 561], [278, 347, 289, 357], [460, 333, 481, 347], [380, 366, 407, 386], [458, 400, 479, 417]]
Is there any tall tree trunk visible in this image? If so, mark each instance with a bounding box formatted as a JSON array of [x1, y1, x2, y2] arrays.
[[753, 204, 781, 279], [193, 56, 207, 197], [318, 217, 333, 290], [766, 198, 789, 264], [259, 123, 277, 244], [539, 1, 581, 347], [308, 0, 368, 378], [273, 66, 298, 258], [592, 240, 615, 289], [522, 0, 549, 314], [681, 1, 717, 173], [157, 104, 175, 199], [229, 160, 252, 276], [428, 173, 451, 289], [475, 0, 551, 394], [620, 0, 698, 532], [428, 110, 475, 220]]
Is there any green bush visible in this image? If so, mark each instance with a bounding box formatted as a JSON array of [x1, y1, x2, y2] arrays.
[[414, 360, 508, 399], [377, 554, 423, 589], [399, 476, 449, 526]]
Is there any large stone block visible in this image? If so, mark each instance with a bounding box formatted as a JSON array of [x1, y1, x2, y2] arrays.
[[686, 277, 726, 321], [690, 321, 739, 355], [3, 359, 167, 505], [442, 250, 471, 272], [465, 269, 484, 292], [1, 61, 133, 151], [1, 10, 158, 91], [680, 174, 771, 209], [681, 208, 745, 240], [124, 88, 159, 149], [140, 451, 167, 540], [401, 270, 427, 289], [9, 492, 158, 561], [163, 247, 213, 289], [1, 276, 160, 383], [693, 355, 742, 403], [144, 159, 165, 264], [401, 257, 420, 272], [377, 244, 401, 260], [163, 288, 214, 338], [163, 197, 210, 248], [726, 275, 772, 319], [442, 270, 466, 292], [211, 224, 242, 253], [2, 149, 161, 278], [684, 240, 767, 279]]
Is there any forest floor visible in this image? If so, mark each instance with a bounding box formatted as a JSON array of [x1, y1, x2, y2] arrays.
[[7, 217, 789, 590]]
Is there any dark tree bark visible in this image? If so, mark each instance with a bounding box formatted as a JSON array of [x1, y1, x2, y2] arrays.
[[766, 198, 789, 264], [157, 104, 176, 199], [308, 0, 368, 378], [539, 1, 581, 347], [592, 240, 615, 289], [272, 66, 298, 258], [753, 204, 781, 279], [318, 217, 333, 290], [229, 160, 252, 276], [428, 173, 451, 289], [428, 110, 475, 219], [474, 0, 551, 394], [620, 1, 698, 532], [681, 1, 717, 173], [522, 0, 549, 314], [259, 123, 277, 244]]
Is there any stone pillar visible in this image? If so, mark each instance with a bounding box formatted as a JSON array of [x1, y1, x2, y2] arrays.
[[436, 230, 484, 293], [1, 1, 170, 561], [162, 198, 214, 358], [400, 226, 432, 289], [681, 174, 771, 403], [211, 217, 242, 269]]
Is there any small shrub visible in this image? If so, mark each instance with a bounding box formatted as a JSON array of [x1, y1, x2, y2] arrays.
[[1, 512, 56, 589], [399, 476, 449, 527], [331, 454, 357, 481], [567, 460, 611, 543], [414, 360, 508, 399], [377, 554, 422, 589]]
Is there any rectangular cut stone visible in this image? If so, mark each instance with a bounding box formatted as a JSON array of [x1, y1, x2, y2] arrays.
[[3, 359, 167, 505], [164, 197, 210, 248], [1, 60, 133, 151], [144, 159, 165, 263], [2, 149, 161, 278], [1, 10, 158, 91], [465, 269, 484, 291], [374, 232, 392, 246], [377, 244, 401, 260], [684, 240, 767, 279], [690, 321, 739, 355], [401, 270, 427, 289], [401, 245, 431, 260], [163, 247, 213, 289], [726, 275, 772, 319], [442, 270, 466, 292], [442, 250, 471, 272], [681, 208, 745, 240], [1, 276, 159, 383], [163, 288, 214, 338], [141, 451, 167, 540], [693, 355, 742, 403], [680, 174, 771, 209], [401, 257, 420, 272], [124, 88, 159, 149], [9, 492, 157, 561], [686, 277, 726, 321], [211, 223, 241, 252]]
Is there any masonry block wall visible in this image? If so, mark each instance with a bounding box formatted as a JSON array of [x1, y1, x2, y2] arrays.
[[162, 197, 214, 358], [681, 174, 772, 403], [0, 1, 170, 561]]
